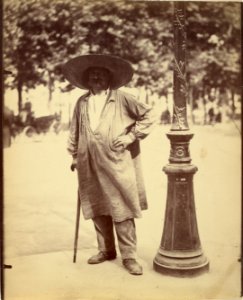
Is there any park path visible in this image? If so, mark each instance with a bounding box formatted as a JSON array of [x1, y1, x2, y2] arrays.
[[3, 123, 241, 300]]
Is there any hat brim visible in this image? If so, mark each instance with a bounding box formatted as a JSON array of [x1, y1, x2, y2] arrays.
[[62, 54, 134, 90]]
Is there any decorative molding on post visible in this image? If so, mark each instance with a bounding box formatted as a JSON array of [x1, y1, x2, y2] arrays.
[[153, 2, 209, 276]]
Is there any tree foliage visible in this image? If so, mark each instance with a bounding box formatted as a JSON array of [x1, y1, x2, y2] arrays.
[[3, 0, 241, 112], [187, 2, 241, 93]]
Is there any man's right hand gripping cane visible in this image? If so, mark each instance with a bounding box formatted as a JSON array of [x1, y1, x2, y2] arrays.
[[70, 157, 77, 172]]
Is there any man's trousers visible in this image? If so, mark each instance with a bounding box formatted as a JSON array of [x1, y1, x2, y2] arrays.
[[92, 215, 137, 259]]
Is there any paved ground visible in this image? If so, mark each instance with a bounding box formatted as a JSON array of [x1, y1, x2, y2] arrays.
[[3, 122, 242, 300]]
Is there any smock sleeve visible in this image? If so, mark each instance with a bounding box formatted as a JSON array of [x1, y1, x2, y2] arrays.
[[67, 101, 80, 158], [124, 94, 157, 141]]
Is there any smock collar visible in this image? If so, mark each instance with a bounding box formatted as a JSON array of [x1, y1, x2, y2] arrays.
[[83, 89, 116, 102]]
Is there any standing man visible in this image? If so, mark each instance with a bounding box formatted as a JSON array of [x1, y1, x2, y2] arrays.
[[63, 54, 156, 275]]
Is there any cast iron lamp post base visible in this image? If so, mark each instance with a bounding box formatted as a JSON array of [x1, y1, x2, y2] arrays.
[[153, 131, 209, 277], [153, 254, 209, 277]]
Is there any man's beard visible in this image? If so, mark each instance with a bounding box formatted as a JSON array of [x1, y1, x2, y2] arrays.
[[90, 79, 108, 90]]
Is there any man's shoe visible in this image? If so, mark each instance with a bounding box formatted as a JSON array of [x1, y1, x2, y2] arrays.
[[122, 259, 143, 275], [87, 251, 117, 264]]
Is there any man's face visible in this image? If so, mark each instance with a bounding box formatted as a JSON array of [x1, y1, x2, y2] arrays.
[[87, 67, 110, 92]]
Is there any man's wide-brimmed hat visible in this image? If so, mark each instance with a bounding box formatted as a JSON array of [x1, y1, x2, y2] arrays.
[[62, 54, 134, 90]]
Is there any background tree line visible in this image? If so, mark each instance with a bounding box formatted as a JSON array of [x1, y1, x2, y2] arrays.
[[3, 0, 241, 124]]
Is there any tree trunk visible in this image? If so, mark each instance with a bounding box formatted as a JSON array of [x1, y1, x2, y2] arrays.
[[231, 89, 235, 120], [189, 85, 194, 125], [202, 87, 207, 125], [145, 88, 149, 105], [48, 71, 54, 103], [17, 80, 23, 113], [219, 88, 228, 123]]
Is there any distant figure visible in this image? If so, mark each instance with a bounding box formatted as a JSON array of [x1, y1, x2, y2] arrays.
[[63, 54, 156, 275], [19, 102, 34, 125], [160, 108, 171, 124], [207, 96, 221, 125]]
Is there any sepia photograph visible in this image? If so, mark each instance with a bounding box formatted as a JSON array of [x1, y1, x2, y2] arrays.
[[2, 0, 242, 299]]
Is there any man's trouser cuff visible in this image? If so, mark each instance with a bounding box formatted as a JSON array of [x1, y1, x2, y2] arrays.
[[92, 216, 137, 259]]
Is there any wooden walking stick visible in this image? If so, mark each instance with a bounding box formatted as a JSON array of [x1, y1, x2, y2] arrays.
[[73, 192, 81, 263]]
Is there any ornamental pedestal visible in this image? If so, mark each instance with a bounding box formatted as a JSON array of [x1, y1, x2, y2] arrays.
[[153, 131, 209, 276]]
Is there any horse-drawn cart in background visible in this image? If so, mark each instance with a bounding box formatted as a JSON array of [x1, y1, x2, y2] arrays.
[[21, 114, 62, 137]]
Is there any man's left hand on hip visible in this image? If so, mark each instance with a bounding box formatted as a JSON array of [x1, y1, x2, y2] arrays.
[[113, 133, 136, 149]]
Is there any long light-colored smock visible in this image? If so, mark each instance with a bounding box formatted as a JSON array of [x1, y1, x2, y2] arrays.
[[67, 89, 155, 222]]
